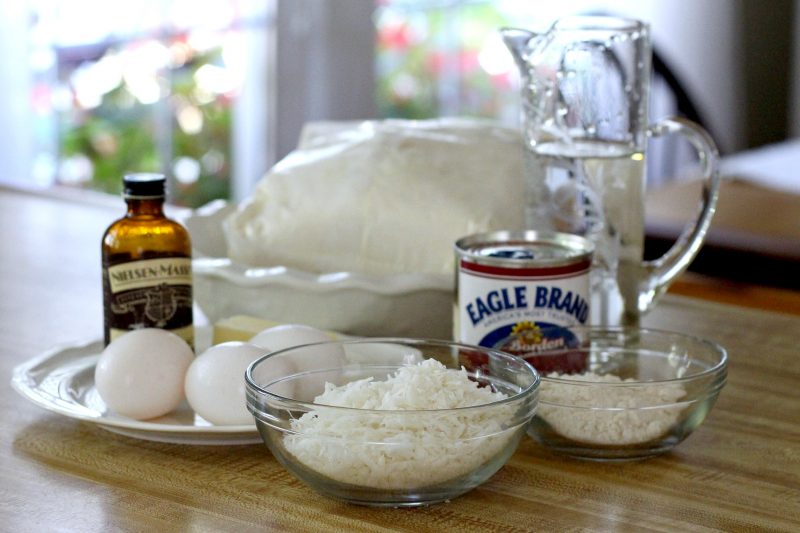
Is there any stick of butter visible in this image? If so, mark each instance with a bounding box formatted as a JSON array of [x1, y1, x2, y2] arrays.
[[212, 315, 282, 344]]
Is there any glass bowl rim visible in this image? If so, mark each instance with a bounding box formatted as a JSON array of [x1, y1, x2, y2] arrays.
[[504, 326, 727, 386], [245, 337, 540, 414]]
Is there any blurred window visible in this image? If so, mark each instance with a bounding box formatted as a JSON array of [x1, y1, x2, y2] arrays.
[[4, 0, 704, 206], [22, 0, 270, 207], [374, 0, 700, 187], [374, 1, 578, 124]]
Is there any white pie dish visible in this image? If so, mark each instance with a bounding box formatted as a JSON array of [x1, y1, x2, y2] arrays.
[[186, 201, 454, 338]]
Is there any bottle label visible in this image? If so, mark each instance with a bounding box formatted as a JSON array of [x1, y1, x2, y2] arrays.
[[107, 257, 191, 292], [105, 257, 193, 347], [109, 324, 194, 345]]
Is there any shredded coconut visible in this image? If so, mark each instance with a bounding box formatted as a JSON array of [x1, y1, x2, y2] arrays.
[[538, 372, 687, 445], [283, 359, 516, 489]]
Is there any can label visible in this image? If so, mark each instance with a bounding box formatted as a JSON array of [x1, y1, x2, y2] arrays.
[[454, 231, 593, 366], [457, 258, 591, 348]]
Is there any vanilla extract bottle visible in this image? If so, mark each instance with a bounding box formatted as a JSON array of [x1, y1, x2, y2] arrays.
[[102, 173, 194, 348]]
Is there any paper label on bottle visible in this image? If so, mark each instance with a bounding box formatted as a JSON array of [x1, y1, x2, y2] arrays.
[[107, 257, 192, 293], [109, 324, 194, 346], [104, 257, 193, 347]]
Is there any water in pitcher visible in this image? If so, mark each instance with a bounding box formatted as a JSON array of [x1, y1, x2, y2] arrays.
[[526, 140, 646, 326]]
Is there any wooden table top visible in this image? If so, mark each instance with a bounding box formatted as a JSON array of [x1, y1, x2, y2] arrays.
[[3, 186, 799, 532]]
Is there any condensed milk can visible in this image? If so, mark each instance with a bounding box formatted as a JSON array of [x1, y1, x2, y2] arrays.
[[454, 231, 593, 352]]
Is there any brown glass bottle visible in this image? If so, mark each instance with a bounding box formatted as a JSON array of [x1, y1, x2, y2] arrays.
[[102, 173, 194, 348]]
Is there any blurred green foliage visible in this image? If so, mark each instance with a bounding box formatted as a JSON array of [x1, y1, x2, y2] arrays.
[[59, 46, 232, 207], [376, 3, 512, 120]]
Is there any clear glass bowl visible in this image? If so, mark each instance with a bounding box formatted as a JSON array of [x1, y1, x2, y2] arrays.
[[245, 339, 539, 506], [497, 327, 727, 461]]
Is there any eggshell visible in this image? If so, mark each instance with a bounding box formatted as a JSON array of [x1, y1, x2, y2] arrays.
[[94, 328, 194, 420], [344, 342, 423, 365], [185, 342, 295, 425], [249, 324, 334, 352], [250, 324, 346, 400]]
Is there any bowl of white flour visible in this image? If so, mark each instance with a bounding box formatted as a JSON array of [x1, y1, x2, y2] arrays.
[[503, 327, 727, 461]]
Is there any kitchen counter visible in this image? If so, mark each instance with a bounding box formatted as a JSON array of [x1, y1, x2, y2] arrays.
[[3, 185, 799, 531]]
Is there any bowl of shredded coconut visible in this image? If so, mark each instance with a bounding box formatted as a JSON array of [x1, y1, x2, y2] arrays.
[[245, 339, 539, 506], [500, 327, 727, 461]]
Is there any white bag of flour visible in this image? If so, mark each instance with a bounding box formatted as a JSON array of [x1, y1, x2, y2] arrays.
[[224, 119, 526, 276]]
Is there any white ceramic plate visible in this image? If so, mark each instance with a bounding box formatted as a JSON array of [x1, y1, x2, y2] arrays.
[[11, 327, 261, 445]]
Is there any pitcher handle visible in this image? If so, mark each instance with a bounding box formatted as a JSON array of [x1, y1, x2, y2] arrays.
[[638, 117, 721, 314]]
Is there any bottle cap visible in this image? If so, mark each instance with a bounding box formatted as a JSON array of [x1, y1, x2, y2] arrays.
[[123, 173, 166, 198]]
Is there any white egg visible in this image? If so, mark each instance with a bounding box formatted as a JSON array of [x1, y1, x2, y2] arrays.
[[184, 342, 296, 425], [250, 324, 333, 351], [94, 329, 194, 420], [250, 324, 346, 401], [344, 343, 423, 365]]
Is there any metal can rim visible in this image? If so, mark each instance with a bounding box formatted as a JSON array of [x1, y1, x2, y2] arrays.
[[454, 230, 594, 268]]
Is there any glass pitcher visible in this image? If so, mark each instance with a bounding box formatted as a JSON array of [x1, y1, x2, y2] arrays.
[[501, 16, 721, 327]]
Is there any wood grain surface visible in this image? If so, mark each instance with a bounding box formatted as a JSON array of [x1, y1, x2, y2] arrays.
[[669, 272, 800, 316], [2, 186, 799, 532]]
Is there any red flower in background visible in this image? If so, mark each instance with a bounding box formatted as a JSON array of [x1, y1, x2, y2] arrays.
[[426, 51, 445, 74], [425, 50, 480, 75], [378, 23, 413, 50], [490, 72, 512, 89], [459, 50, 479, 73], [31, 83, 52, 115]]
